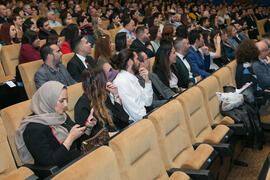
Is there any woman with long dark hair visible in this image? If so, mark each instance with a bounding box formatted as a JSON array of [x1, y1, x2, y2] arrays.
[[115, 32, 132, 52], [74, 66, 130, 137], [60, 24, 80, 54], [0, 22, 20, 47], [19, 30, 41, 64], [153, 42, 184, 92]]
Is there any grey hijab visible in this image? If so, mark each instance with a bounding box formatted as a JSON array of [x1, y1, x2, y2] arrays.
[[15, 81, 69, 164]]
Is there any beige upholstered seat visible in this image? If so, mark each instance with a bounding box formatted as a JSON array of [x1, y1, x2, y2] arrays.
[[18, 60, 43, 99], [1, 43, 21, 76], [52, 146, 121, 180], [0, 167, 34, 180], [148, 100, 214, 170], [213, 66, 235, 91], [197, 76, 234, 125], [256, 18, 267, 39], [53, 26, 65, 35], [177, 87, 229, 144], [0, 100, 32, 166], [40, 39, 46, 47], [109, 119, 190, 180], [226, 60, 237, 85], [66, 83, 83, 122], [149, 57, 155, 72], [62, 53, 75, 67], [0, 61, 14, 82]]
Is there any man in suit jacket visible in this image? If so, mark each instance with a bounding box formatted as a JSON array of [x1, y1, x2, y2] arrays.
[[137, 52, 175, 108], [187, 30, 211, 78], [246, 8, 259, 39], [174, 38, 202, 88], [130, 26, 155, 58], [67, 36, 96, 82]]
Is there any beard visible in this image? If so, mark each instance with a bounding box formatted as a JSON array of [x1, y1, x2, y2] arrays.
[[132, 63, 139, 74], [53, 55, 61, 66]]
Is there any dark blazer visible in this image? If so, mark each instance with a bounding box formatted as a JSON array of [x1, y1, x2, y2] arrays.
[[67, 54, 96, 82], [175, 55, 196, 88], [153, 63, 184, 93], [130, 39, 155, 58], [137, 72, 175, 107], [23, 114, 81, 168], [38, 29, 58, 40], [252, 60, 270, 89], [74, 93, 130, 134], [187, 46, 211, 78]]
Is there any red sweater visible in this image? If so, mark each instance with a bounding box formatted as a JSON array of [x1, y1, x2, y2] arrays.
[[19, 44, 41, 64], [60, 41, 72, 54]]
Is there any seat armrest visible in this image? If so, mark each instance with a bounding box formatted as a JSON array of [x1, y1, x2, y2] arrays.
[[167, 168, 215, 180], [23, 164, 59, 179], [226, 124, 246, 136], [193, 143, 233, 157]]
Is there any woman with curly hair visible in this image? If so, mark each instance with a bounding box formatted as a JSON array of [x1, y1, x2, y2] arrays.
[[161, 24, 175, 43], [235, 39, 262, 96]]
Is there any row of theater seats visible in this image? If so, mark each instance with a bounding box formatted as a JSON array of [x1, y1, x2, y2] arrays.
[[0, 60, 246, 179]]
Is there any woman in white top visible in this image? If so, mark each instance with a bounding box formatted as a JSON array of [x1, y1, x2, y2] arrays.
[[149, 26, 162, 53]]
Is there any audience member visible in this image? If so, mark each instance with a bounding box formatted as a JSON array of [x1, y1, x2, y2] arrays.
[[67, 36, 96, 82], [23, 4, 32, 16], [118, 17, 136, 39], [107, 12, 122, 30], [162, 24, 175, 42], [92, 15, 105, 39], [19, 30, 41, 64], [115, 32, 132, 52], [15, 81, 85, 167], [35, 43, 76, 89], [174, 38, 202, 88], [77, 16, 95, 47], [0, 22, 20, 47], [59, 11, 73, 36], [113, 48, 153, 121], [22, 17, 37, 32], [9, 14, 23, 32], [61, 24, 80, 54], [0, 4, 7, 24], [37, 17, 58, 40], [187, 30, 211, 78], [149, 26, 162, 53], [130, 26, 154, 58], [47, 11, 62, 28], [74, 67, 130, 136]]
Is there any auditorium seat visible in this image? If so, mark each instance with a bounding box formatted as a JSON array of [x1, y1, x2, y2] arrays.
[[53, 26, 64, 35], [0, 167, 35, 180], [197, 76, 235, 125], [66, 83, 83, 122], [256, 18, 267, 40], [40, 39, 46, 47], [258, 153, 270, 180], [62, 53, 75, 67], [213, 66, 236, 90], [17, 30, 23, 39], [149, 57, 155, 72], [109, 119, 203, 180], [0, 100, 32, 166], [177, 87, 231, 144], [18, 60, 43, 99], [148, 100, 219, 175], [226, 60, 237, 84], [102, 20, 110, 29], [1, 43, 21, 76], [0, 61, 14, 83], [52, 146, 122, 180]]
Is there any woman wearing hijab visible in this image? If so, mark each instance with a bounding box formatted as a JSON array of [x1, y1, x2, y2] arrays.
[[15, 81, 89, 168]]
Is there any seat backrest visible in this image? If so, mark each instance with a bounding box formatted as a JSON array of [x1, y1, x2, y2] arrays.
[[0, 117, 17, 178], [18, 60, 43, 99], [17, 30, 23, 39], [1, 43, 21, 76], [66, 83, 83, 122], [226, 60, 237, 86], [0, 100, 32, 166], [0, 167, 34, 180], [62, 53, 75, 67], [109, 119, 169, 180], [40, 39, 46, 47], [148, 100, 195, 170], [149, 57, 155, 73], [177, 87, 212, 144], [0, 61, 6, 78], [257, 18, 267, 37], [53, 26, 64, 35], [197, 76, 223, 125], [52, 146, 121, 180], [213, 66, 235, 91]]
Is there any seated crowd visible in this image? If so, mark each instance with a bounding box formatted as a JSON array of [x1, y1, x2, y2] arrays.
[[0, 0, 270, 174]]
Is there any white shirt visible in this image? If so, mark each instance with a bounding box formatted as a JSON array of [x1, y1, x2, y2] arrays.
[[118, 28, 136, 39], [48, 20, 62, 28], [76, 54, 88, 68], [169, 71, 178, 89], [113, 70, 153, 121], [176, 52, 194, 79]]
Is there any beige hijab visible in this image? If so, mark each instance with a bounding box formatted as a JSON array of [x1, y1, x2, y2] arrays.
[[15, 81, 69, 164]]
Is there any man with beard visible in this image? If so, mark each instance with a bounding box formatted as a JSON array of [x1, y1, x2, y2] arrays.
[[113, 48, 153, 122], [35, 43, 76, 89], [37, 17, 58, 40], [174, 38, 202, 88], [130, 26, 155, 58]]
